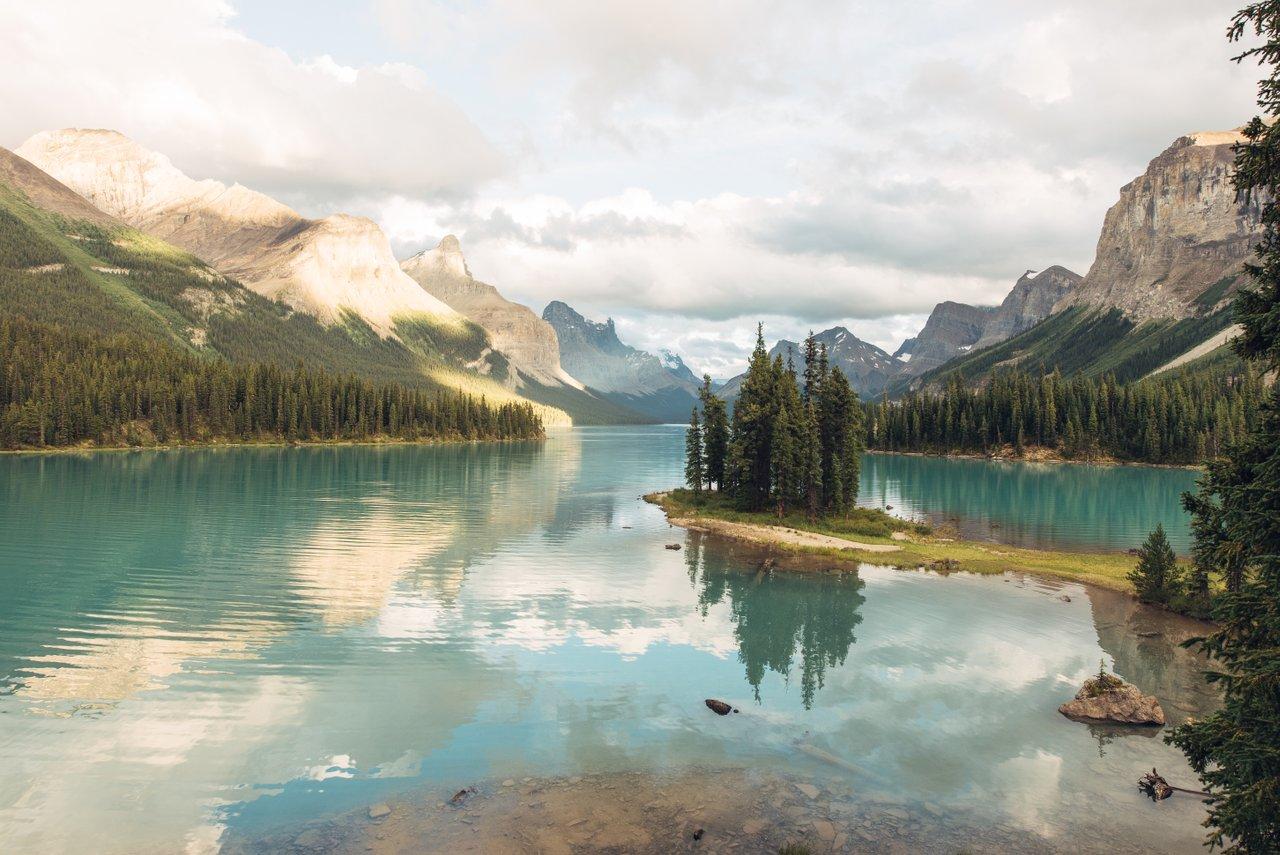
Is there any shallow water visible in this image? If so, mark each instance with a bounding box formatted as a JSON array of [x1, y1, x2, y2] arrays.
[[0, 427, 1216, 853], [859, 451, 1200, 553]]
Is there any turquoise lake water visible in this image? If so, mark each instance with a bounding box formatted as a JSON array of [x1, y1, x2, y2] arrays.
[[0, 427, 1216, 853], [859, 452, 1201, 554]]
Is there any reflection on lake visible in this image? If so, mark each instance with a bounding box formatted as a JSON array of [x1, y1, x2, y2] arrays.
[[859, 452, 1201, 553], [0, 428, 1216, 853]]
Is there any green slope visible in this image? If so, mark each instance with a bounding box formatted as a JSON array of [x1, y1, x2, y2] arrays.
[[894, 302, 1238, 394], [0, 176, 586, 423]]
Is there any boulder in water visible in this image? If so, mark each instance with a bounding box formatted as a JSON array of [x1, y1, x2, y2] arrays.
[[705, 699, 733, 716], [1058, 674, 1165, 725]]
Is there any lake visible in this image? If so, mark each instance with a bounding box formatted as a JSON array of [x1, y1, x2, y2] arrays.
[[0, 427, 1216, 853], [859, 451, 1201, 553]]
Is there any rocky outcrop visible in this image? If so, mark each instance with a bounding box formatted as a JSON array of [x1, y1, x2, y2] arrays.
[[974, 266, 1081, 348], [543, 300, 700, 421], [659, 349, 701, 386], [1058, 674, 1165, 726], [722, 327, 904, 401], [894, 267, 1079, 377], [16, 129, 458, 333], [1056, 129, 1264, 322], [894, 302, 994, 376], [401, 236, 582, 388]]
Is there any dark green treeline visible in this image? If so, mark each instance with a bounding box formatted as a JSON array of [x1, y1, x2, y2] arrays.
[[0, 315, 543, 449], [686, 327, 864, 516], [866, 365, 1263, 465]]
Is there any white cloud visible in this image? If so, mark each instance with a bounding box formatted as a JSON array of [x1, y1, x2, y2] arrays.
[[0, 0, 1261, 370], [0, 0, 503, 202]]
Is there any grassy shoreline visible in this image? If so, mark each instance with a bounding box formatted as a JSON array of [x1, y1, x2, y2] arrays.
[[0, 434, 545, 455], [867, 447, 1202, 471], [648, 488, 1147, 594]]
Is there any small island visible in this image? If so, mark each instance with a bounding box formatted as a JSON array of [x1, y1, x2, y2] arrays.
[[664, 331, 1148, 593]]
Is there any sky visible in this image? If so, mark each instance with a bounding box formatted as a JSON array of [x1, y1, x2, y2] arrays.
[[0, 0, 1262, 376]]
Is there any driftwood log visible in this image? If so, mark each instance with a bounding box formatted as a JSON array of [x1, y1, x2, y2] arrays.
[[1138, 768, 1209, 801], [1138, 769, 1173, 800]]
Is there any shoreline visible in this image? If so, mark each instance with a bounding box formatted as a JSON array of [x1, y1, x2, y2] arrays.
[[866, 448, 1202, 471], [0, 434, 546, 456], [647, 490, 1145, 594]]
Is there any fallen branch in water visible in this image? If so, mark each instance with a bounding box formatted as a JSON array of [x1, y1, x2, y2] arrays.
[[1138, 768, 1209, 800]]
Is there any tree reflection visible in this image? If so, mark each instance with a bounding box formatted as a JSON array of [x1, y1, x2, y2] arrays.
[[686, 534, 865, 709]]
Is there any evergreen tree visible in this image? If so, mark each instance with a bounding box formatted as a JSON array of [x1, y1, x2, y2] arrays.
[[728, 325, 778, 510], [685, 406, 704, 492], [699, 374, 729, 490], [769, 394, 797, 515], [1166, 6, 1280, 851], [801, 400, 823, 519], [1127, 524, 1183, 606], [817, 365, 863, 512]]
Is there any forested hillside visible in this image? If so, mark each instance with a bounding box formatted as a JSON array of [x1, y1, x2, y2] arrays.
[[867, 359, 1263, 465], [0, 151, 571, 427], [0, 315, 542, 448]]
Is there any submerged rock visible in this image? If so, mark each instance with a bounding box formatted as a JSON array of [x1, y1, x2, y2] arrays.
[[665, 543, 682, 550], [1058, 674, 1165, 725], [367, 803, 391, 820]]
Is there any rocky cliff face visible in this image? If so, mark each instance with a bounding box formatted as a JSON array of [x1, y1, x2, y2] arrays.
[[974, 266, 1082, 348], [542, 300, 700, 421], [893, 302, 994, 376], [722, 327, 904, 401], [16, 129, 458, 333], [1057, 130, 1263, 321], [894, 267, 1080, 377], [401, 236, 581, 388]]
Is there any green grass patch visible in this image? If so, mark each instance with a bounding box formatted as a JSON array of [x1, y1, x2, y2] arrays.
[[660, 488, 929, 540], [649, 488, 1149, 593]]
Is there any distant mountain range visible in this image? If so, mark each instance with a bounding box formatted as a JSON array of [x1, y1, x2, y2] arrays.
[[0, 125, 1259, 421], [542, 301, 702, 422]]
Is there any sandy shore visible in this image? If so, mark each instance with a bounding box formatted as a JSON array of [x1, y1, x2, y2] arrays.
[[666, 513, 903, 554]]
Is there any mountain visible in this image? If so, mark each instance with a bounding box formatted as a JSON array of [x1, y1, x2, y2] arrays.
[[542, 301, 701, 422], [399, 237, 646, 424], [0, 143, 573, 425], [893, 302, 995, 375], [974, 266, 1082, 348], [893, 267, 1080, 378], [12, 128, 596, 423], [721, 327, 904, 402], [1057, 130, 1260, 321], [659, 349, 701, 386], [16, 129, 460, 332], [900, 129, 1258, 391]]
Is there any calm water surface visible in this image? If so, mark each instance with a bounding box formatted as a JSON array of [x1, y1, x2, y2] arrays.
[[0, 428, 1215, 853], [859, 452, 1200, 553]]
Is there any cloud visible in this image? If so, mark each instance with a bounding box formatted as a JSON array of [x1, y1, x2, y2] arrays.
[[1, 0, 1260, 372], [0, 0, 503, 202]]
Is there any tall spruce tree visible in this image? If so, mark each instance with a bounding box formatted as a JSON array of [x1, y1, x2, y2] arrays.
[[728, 325, 778, 510], [685, 406, 704, 492], [700, 374, 729, 490], [801, 399, 823, 519], [1165, 6, 1280, 851], [817, 365, 863, 512]]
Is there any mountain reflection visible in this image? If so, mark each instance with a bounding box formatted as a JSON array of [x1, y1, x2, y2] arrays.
[[684, 533, 866, 708]]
